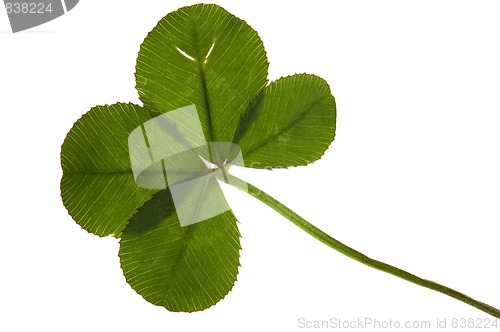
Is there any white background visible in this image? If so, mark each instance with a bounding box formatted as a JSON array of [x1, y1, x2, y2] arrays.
[[1, 0, 499, 331]]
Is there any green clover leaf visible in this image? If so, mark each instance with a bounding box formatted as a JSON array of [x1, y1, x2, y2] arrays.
[[61, 3, 499, 317], [62, 3, 335, 312]]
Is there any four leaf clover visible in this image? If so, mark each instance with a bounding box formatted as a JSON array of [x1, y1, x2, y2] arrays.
[[61, 3, 499, 318], [61, 3, 335, 312]]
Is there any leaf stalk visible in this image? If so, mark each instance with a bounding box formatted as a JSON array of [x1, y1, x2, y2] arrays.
[[225, 174, 500, 318]]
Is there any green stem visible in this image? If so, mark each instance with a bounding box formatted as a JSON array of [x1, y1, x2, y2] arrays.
[[226, 174, 500, 318]]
